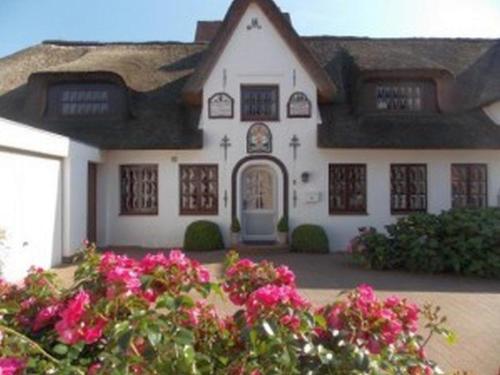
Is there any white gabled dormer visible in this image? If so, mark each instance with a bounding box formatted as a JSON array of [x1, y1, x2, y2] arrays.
[[183, 0, 335, 136]]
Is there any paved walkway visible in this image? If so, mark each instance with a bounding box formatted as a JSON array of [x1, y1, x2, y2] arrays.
[[54, 249, 500, 374]]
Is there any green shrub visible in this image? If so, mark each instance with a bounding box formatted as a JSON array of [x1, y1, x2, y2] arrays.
[[386, 213, 443, 273], [277, 216, 288, 233], [440, 208, 500, 277], [230, 217, 241, 233], [349, 227, 395, 270], [350, 208, 500, 278], [291, 224, 329, 254], [183, 220, 224, 252]]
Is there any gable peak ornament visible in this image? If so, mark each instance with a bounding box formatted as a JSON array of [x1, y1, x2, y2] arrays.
[[247, 17, 262, 30]]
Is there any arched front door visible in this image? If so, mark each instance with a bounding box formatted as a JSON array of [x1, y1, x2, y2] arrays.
[[241, 165, 277, 242]]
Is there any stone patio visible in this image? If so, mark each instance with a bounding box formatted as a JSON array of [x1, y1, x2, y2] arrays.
[[54, 249, 500, 374]]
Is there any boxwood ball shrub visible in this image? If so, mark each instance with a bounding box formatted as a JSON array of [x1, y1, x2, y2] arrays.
[[184, 220, 224, 251], [0, 245, 454, 374], [291, 224, 329, 253], [349, 208, 500, 278]]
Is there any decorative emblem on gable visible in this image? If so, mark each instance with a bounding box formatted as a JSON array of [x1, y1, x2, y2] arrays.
[[287, 92, 312, 118], [247, 123, 272, 154], [208, 92, 234, 119], [247, 18, 262, 30]]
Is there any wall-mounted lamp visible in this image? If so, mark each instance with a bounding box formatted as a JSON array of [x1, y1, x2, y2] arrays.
[[301, 172, 310, 184]]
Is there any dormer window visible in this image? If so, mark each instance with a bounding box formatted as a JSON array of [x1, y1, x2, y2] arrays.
[[61, 89, 109, 116], [360, 79, 437, 113], [376, 84, 422, 111], [47, 82, 126, 119]]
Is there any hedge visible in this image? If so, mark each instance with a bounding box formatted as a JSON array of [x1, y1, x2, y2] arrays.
[[350, 208, 500, 278]]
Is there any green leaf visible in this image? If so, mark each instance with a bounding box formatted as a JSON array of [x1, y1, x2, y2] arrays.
[[156, 295, 175, 310], [53, 344, 68, 356], [147, 330, 162, 348], [175, 328, 195, 345]]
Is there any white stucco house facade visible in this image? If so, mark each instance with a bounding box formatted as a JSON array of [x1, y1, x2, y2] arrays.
[[1, 0, 500, 280]]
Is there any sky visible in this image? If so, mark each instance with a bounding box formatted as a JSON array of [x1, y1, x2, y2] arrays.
[[1, 0, 500, 58]]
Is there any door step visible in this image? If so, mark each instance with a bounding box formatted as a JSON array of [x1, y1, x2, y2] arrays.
[[234, 242, 289, 253]]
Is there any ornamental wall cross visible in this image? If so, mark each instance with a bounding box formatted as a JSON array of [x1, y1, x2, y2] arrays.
[[220, 135, 231, 161], [289, 135, 300, 161]]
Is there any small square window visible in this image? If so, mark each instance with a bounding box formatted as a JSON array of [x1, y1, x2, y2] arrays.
[[329, 164, 367, 214], [391, 164, 427, 213], [120, 165, 158, 215], [241, 85, 279, 121], [180, 165, 219, 215]]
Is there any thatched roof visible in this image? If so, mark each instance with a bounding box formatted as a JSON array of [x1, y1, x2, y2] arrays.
[[0, 42, 206, 149], [0, 31, 499, 149], [319, 105, 500, 149]]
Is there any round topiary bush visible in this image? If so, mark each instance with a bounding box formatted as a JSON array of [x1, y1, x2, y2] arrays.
[[184, 220, 224, 251], [291, 224, 329, 254]]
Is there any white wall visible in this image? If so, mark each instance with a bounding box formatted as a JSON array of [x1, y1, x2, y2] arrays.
[[0, 118, 102, 280], [102, 149, 500, 251], [484, 101, 500, 125]]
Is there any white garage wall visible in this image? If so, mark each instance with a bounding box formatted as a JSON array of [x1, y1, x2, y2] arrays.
[[0, 150, 62, 280], [0, 118, 102, 280]]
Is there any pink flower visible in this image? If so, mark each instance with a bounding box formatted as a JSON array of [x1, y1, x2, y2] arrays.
[[106, 266, 142, 294], [55, 319, 80, 345], [381, 320, 403, 344], [367, 338, 381, 354], [280, 314, 300, 331], [60, 291, 90, 326], [33, 304, 62, 331], [0, 357, 25, 375], [357, 284, 375, 303], [82, 318, 107, 344], [87, 363, 102, 375], [192, 261, 210, 283], [140, 253, 170, 273], [142, 289, 158, 304], [245, 285, 308, 326], [384, 296, 401, 308], [276, 265, 295, 286], [326, 304, 345, 330], [168, 249, 189, 270]]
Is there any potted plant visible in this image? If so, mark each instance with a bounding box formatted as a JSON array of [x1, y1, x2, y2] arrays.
[[230, 217, 241, 248], [277, 216, 289, 245]]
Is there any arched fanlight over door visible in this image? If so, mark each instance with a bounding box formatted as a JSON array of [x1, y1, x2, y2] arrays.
[[247, 123, 272, 154]]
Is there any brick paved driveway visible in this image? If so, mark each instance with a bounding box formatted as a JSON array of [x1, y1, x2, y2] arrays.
[[54, 249, 500, 374]]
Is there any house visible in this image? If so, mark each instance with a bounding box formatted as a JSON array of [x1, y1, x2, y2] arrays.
[[1, 0, 500, 280]]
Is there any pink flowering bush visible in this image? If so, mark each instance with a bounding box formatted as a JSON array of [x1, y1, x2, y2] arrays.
[[0, 245, 454, 374]]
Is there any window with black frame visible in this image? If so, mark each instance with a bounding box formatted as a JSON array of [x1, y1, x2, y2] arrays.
[[451, 164, 488, 208], [391, 164, 427, 213], [241, 85, 279, 121], [47, 83, 125, 118], [329, 164, 367, 214]]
